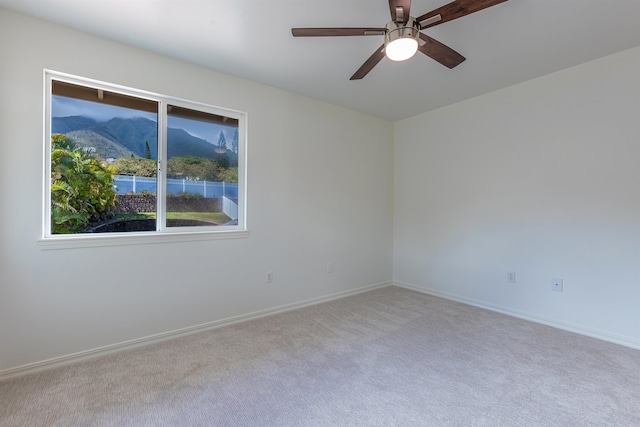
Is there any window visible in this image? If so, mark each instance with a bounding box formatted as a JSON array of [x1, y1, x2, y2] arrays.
[[42, 71, 247, 248]]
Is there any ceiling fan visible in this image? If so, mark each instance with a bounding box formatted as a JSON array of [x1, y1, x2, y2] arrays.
[[292, 0, 508, 80]]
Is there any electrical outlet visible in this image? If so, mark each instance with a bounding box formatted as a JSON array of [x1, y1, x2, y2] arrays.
[[266, 271, 273, 283], [507, 271, 516, 283], [551, 277, 563, 292], [327, 261, 335, 274]]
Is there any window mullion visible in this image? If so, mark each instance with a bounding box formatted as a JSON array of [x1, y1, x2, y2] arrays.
[[157, 100, 167, 231]]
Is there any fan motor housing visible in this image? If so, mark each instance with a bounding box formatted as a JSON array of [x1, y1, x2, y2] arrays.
[[385, 18, 420, 61], [385, 18, 419, 45]]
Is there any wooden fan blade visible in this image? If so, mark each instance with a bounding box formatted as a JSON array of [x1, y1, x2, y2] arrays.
[[389, 0, 411, 23], [292, 28, 385, 37], [418, 33, 465, 69], [417, 0, 508, 29], [350, 45, 386, 80]]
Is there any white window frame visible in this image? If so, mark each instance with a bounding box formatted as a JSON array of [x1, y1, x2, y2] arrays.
[[40, 70, 248, 249]]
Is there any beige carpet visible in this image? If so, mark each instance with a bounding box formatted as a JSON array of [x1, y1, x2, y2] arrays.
[[1, 286, 639, 426]]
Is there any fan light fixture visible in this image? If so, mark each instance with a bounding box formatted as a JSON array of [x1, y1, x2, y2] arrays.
[[384, 19, 419, 61]]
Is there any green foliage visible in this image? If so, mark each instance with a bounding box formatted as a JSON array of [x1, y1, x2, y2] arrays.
[[144, 140, 152, 159], [50, 134, 117, 234], [215, 152, 230, 169], [217, 167, 238, 183], [112, 157, 157, 177], [166, 156, 238, 182], [216, 130, 227, 151], [231, 128, 238, 154], [167, 156, 219, 181]]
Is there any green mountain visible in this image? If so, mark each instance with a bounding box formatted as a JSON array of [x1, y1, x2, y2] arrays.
[[52, 116, 236, 162], [52, 116, 99, 134], [166, 127, 221, 159], [89, 117, 158, 159], [66, 129, 136, 159]]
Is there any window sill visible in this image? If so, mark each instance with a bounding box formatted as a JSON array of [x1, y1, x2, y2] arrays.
[[38, 229, 249, 250]]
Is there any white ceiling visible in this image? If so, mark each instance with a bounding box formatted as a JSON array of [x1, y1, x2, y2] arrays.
[[2, 0, 640, 121]]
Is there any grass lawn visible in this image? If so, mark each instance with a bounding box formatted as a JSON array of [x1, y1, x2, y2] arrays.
[[115, 211, 231, 225]]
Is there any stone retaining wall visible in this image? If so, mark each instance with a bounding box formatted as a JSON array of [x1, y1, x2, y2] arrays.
[[116, 194, 221, 213]]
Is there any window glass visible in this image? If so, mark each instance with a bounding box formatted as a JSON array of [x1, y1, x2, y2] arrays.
[[45, 72, 246, 241], [50, 81, 158, 234], [166, 105, 240, 229]]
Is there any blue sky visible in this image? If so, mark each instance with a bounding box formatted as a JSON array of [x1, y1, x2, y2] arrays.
[[52, 96, 237, 145]]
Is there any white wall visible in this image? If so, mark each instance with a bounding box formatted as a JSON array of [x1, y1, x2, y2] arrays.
[[2, 6, 638, 376], [0, 9, 393, 373], [394, 45, 640, 347]]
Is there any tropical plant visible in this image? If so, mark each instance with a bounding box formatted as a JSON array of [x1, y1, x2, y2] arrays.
[[50, 134, 117, 233]]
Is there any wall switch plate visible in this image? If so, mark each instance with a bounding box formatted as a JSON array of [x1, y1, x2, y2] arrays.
[[551, 277, 563, 292], [266, 271, 273, 283], [507, 271, 516, 283]]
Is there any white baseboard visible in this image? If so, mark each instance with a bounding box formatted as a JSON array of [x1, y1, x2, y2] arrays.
[[393, 281, 640, 351], [0, 281, 392, 382]]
